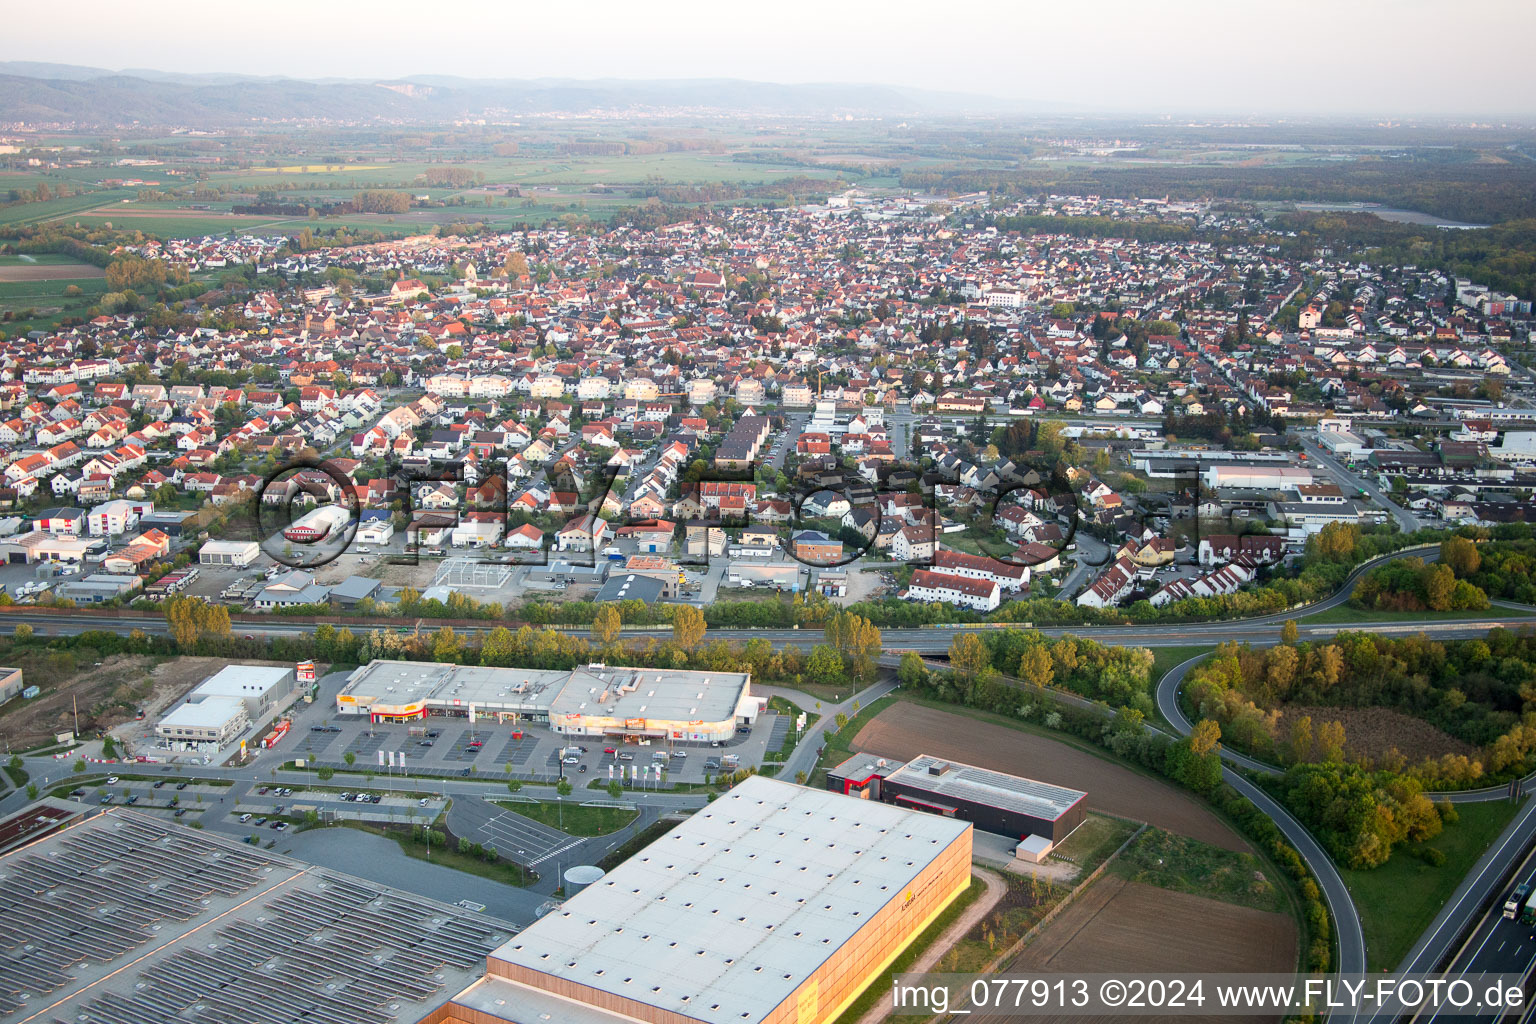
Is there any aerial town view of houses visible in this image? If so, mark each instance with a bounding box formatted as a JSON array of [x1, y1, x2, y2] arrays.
[[0, 190, 1525, 625], [10, 16, 1536, 1024]]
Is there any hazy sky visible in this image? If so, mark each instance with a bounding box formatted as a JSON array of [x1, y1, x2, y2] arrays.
[[8, 0, 1536, 117]]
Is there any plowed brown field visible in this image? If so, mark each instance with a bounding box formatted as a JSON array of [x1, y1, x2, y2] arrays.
[[988, 876, 1295, 1023], [852, 701, 1247, 851]]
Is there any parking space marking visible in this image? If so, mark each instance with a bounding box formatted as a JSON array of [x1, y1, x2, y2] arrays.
[[478, 810, 571, 860], [495, 737, 537, 766], [528, 835, 586, 868]]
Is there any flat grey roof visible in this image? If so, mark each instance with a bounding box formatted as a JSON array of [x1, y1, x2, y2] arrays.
[[486, 775, 969, 1024], [339, 660, 750, 723], [885, 754, 1086, 822], [0, 808, 512, 1024]]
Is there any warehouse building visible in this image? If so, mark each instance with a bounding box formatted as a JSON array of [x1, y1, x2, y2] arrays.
[[337, 660, 759, 742], [155, 664, 293, 748], [156, 695, 250, 747], [0, 809, 507, 1024], [1202, 465, 1313, 491], [418, 776, 973, 1024], [199, 538, 261, 566], [826, 752, 1087, 847], [0, 666, 23, 705], [281, 503, 350, 542]]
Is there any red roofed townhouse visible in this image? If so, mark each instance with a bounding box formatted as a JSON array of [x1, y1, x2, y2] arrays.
[[905, 568, 1001, 611]]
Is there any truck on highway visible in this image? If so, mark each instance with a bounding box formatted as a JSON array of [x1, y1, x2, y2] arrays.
[[1524, 888, 1536, 926], [1506, 882, 1531, 919]]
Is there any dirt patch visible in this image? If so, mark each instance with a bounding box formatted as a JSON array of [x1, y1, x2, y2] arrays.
[[0, 653, 306, 752], [0, 263, 105, 282], [0, 653, 158, 750], [1275, 705, 1478, 765], [838, 568, 892, 605], [1003, 876, 1295, 1023], [367, 560, 438, 588], [853, 702, 1248, 852]]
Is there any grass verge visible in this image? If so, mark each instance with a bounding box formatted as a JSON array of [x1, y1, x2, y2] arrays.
[[1111, 827, 1289, 914], [829, 876, 986, 1024], [807, 695, 897, 789], [596, 816, 686, 872], [1341, 797, 1524, 970], [1301, 605, 1522, 625], [336, 819, 536, 886], [764, 695, 817, 763], [493, 800, 638, 836], [1050, 814, 1140, 874]]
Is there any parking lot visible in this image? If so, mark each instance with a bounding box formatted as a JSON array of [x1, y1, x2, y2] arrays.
[[228, 784, 447, 830], [475, 804, 585, 866], [287, 707, 778, 786]]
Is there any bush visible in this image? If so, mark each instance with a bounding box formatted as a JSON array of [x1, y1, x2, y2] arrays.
[[1412, 846, 1447, 867]]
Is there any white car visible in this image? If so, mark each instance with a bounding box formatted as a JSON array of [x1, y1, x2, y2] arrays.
[[106, 775, 120, 784]]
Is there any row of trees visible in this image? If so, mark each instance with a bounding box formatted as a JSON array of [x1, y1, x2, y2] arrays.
[[1351, 556, 1488, 612]]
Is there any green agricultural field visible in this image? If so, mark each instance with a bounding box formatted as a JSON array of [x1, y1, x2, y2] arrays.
[[0, 277, 108, 303], [0, 188, 136, 227], [0, 253, 88, 267], [67, 212, 277, 237], [1343, 797, 1524, 970]]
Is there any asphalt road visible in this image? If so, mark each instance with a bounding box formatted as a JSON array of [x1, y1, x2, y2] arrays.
[[1372, 802, 1536, 1024], [7, 537, 1532, 998], [1299, 434, 1422, 533], [1145, 541, 1536, 997]]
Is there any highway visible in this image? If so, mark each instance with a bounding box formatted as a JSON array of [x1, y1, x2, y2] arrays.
[[5, 608, 1531, 652], [1385, 806, 1536, 1024], [5, 536, 1533, 1006]]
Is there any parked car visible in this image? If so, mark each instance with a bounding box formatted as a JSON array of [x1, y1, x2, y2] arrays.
[[618, 752, 634, 761], [176, 782, 188, 790], [561, 756, 580, 765], [153, 780, 165, 789], [239, 813, 252, 823], [106, 776, 120, 785], [577, 764, 588, 773]]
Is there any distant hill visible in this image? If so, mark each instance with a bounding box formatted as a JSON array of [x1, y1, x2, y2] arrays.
[[0, 66, 1028, 124]]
